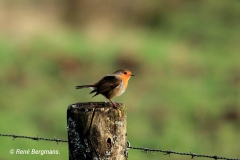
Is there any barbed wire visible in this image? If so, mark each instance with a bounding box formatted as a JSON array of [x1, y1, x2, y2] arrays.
[[127, 145, 239, 160], [0, 133, 239, 160], [0, 133, 68, 144]]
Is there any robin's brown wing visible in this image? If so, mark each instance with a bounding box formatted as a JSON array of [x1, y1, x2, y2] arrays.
[[90, 75, 122, 97]]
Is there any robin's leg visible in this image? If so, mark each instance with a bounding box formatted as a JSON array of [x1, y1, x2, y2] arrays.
[[108, 99, 118, 108]]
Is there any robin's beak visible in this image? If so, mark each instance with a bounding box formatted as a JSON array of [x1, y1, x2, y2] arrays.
[[131, 74, 135, 76]]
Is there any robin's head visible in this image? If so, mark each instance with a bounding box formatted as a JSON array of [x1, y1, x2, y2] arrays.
[[113, 69, 134, 88], [113, 69, 134, 89], [113, 69, 135, 78]]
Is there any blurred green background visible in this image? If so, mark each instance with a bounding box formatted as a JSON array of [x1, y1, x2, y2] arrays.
[[0, 0, 240, 160]]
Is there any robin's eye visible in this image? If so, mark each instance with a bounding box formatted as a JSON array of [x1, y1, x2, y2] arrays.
[[124, 72, 127, 75]]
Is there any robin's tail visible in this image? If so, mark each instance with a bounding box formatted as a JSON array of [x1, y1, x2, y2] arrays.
[[76, 85, 94, 89]]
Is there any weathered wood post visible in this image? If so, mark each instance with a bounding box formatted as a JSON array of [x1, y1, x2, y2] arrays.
[[67, 102, 128, 160]]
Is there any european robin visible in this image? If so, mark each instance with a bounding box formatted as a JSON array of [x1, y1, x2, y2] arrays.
[[76, 69, 135, 108]]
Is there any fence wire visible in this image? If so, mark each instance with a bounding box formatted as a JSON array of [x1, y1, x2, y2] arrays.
[[0, 133, 239, 160], [0, 133, 68, 144], [127, 146, 239, 160]]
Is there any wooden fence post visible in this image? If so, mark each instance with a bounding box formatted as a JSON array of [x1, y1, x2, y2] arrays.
[[67, 102, 128, 160]]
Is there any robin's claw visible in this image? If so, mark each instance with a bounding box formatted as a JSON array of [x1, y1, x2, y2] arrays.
[[108, 99, 118, 109]]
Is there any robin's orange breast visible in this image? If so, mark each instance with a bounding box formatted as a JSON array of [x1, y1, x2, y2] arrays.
[[120, 75, 131, 90]]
